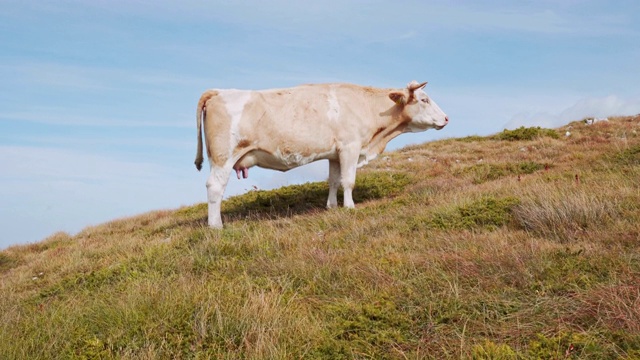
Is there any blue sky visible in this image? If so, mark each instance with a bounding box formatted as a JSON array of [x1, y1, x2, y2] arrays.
[[1, 0, 640, 249]]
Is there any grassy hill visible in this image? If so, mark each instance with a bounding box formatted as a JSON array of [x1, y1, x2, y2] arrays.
[[1, 115, 639, 359]]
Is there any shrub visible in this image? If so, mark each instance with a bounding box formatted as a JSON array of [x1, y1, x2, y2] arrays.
[[471, 340, 517, 359], [423, 196, 520, 231], [314, 299, 413, 358], [513, 161, 545, 174], [498, 126, 559, 141], [528, 332, 609, 359]]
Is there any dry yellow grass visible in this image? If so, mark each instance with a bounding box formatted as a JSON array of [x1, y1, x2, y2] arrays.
[[1, 115, 639, 359]]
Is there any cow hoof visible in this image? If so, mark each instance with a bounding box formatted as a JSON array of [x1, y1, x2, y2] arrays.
[[208, 222, 223, 229]]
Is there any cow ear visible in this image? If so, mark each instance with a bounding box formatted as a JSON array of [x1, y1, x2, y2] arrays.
[[389, 92, 406, 106]]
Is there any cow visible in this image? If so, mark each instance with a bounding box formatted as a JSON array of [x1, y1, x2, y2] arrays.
[[194, 81, 448, 228]]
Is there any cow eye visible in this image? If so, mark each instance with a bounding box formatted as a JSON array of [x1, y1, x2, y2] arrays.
[[421, 98, 430, 104]]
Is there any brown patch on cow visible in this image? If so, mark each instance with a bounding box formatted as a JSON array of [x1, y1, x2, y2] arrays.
[[237, 139, 251, 148], [198, 90, 219, 110], [195, 90, 222, 171], [389, 92, 406, 106], [362, 86, 377, 94]]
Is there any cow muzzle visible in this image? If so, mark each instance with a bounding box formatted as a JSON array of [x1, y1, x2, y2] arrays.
[[435, 116, 449, 130]]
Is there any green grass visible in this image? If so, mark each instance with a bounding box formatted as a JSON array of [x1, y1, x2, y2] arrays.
[[0, 252, 19, 273], [411, 196, 520, 231], [177, 172, 411, 225], [1, 115, 640, 359], [496, 126, 559, 141], [457, 162, 547, 184], [613, 144, 640, 166]]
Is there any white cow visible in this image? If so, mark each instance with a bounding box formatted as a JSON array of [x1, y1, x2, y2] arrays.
[[194, 81, 448, 228]]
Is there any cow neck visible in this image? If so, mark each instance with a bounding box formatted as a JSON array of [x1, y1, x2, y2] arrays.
[[367, 102, 408, 156]]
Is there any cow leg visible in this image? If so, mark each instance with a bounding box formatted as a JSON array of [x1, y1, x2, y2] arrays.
[[338, 146, 359, 208], [206, 165, 232, 228], [327, 160, 341, 208]]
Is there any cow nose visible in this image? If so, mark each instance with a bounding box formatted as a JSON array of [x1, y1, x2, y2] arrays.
[[445, 116, 449, 124]]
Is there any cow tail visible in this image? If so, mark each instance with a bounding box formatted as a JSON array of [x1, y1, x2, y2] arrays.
[[194, 90, 216, 171]]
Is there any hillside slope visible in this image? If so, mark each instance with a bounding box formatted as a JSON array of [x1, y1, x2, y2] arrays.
[[1, 116, 639, 359]]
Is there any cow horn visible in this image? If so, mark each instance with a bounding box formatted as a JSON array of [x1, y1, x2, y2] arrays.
[[408, 81, 428, 92]]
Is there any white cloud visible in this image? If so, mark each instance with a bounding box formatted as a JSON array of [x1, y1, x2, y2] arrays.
[[505, 95, 640, 129]]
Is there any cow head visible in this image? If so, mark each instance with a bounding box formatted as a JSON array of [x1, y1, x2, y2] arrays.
[[389, 81, 448, 132]]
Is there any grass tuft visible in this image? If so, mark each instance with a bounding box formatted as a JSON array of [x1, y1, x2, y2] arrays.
[[512, 182, 624, 242], [0, 253, 19, 273]]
